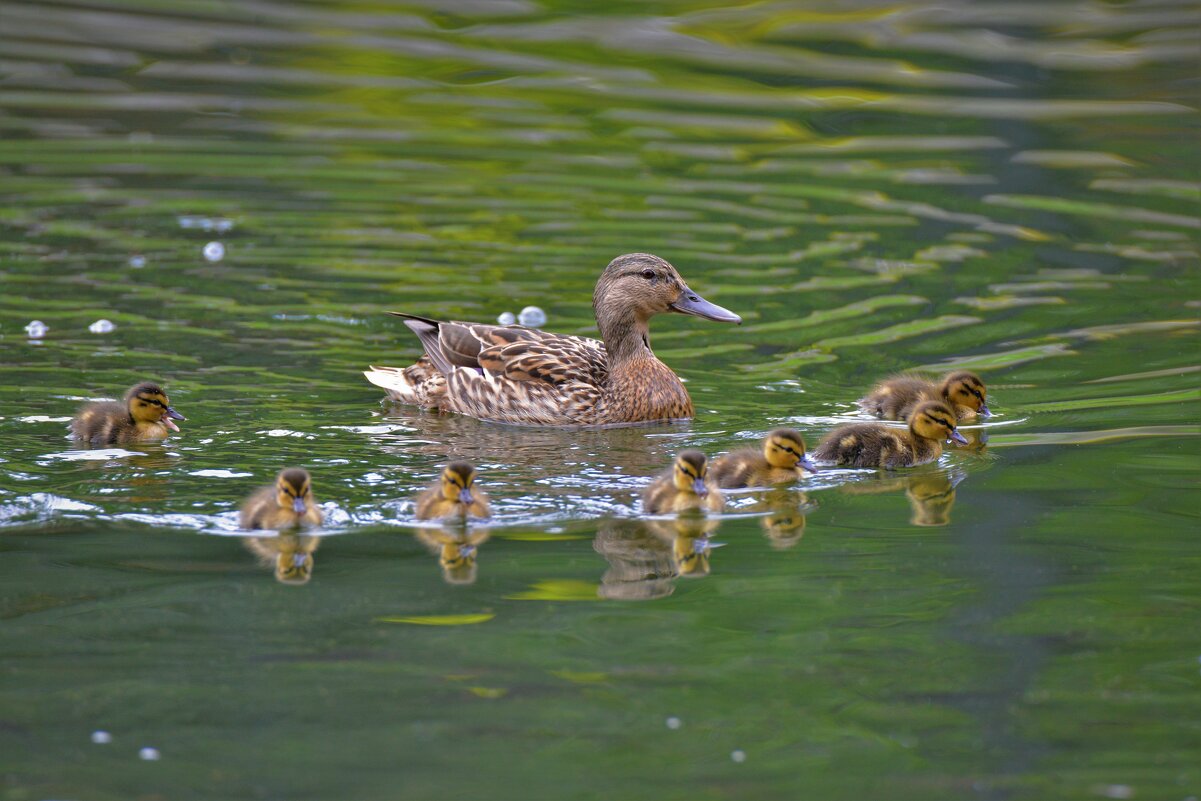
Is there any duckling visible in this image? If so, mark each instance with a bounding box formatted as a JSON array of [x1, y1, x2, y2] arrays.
[[709, 428, 818, 489], [860, 370, 990, 420], [641, 450, 723, 514], [239, 468, 323, 530], [415, 528, 490, 585], [813, 401, 967, 469], [243, 533, 319, 585], [70, 382, 186, 445], [415, 462, 491, 520]]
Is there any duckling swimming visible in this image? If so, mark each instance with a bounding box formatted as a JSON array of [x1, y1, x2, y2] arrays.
[[709, 428, 818, 489], [415, 462, 491, 520], [642, 450, 723, 514], [860, 370, 990, 420], [239, 468, 323, 530], [813, 401, 967, 469], [70, 382, 185, 445]]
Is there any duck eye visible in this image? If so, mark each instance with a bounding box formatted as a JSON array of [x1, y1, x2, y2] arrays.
[[641, 269, 656, 280]]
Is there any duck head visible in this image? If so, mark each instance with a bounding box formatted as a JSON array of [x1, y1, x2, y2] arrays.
[[940, 370, 990, 417], [276, 467, 315, 516], [440, 461, 479, 506], [909, 401, 968, 445], [125, 382, 185, 432], [671, 449, 711, 497], [764, 428, 818, 473]]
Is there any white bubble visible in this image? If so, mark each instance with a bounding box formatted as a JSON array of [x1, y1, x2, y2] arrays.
[[665, 717, 681, 730], [25, 320, 48, 338], [91, 730, 112, 744], [129, 255, 146, 268], [88, 319, 116, 334], [139, 747, 161, 761], [731, 750, 746, 763], [202, 241, 225, 262], [518, 306, 547, 327], [497, 311, 516, 326]]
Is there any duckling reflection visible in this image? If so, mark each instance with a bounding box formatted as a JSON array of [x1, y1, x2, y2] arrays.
[[646, 515, 723, 578], [746, 488, 809, 549], [593, 519, 678, 601], [243, 534, 319, 585], [838, 471, 963, 527], [415, 527, 491, 585]]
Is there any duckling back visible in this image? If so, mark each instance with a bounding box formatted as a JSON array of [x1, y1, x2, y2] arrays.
[[859, 375, 938, 420], [70, 400, 135, 445], [709, 447, 772, 489], [813, 422, 919, 470]]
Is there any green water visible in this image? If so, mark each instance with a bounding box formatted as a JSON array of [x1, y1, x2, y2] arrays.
[[1, 1, 1199, 798]]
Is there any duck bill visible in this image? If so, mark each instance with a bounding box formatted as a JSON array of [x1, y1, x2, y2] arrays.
[[692, 478, 709, 497], [292, 497, 307, 515], [950, 430, 969, 445], [670, 286, 741, 324], [459, 488, 475, 506], [799, 455, 819, 474], [978, 405, 992, 418], [161, 406, 185, 432]]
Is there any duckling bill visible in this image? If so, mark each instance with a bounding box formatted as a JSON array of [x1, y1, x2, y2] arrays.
[[813, 401, 967, 470], [70, 382, 185, 445], [415, 462, 491, 520], [642, 450, 724, 514], [240, 468, 323, 530], [709, 428, 817, 489]]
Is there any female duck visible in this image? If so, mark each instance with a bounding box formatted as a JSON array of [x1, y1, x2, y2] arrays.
[[813, 401, 968, 469], [860, 371, 990, 420], [364, 253, 741, 426], [240, 468, 323, 530], [709, 428, 818, 489], [70, 382, 185, 445], [415, 462, 491, 520], [642, 450, 724, 514]]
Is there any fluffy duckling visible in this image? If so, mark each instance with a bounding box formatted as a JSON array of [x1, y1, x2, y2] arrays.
[[709, 428, 818, 489], [641, 450, 723, 514], [70, 382, 185, 445], [240, 468, 323, 530], [860, 370, 990, 421], [415, 462, 491, 520], [813, 401, 967, 470]]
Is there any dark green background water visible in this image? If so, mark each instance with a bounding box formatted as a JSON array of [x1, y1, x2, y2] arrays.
[[1, 1, 1198, 799]]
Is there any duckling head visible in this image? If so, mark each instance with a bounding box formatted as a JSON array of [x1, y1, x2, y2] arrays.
[[124, 382, 186, 431], [274, 551, 314, 585], [763, 428, 818, 473], [909, 401, 968, 445], [275, 468, 314, 515], [671, 450, 710, 497], [940, 371, 990, 417], [439, 461, 479, 505], [593, 254, 740, 342]]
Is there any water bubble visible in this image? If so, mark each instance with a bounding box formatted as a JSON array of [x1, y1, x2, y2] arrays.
[[202, 242, 225, 262], [665, 716, 681, 730], [91, 730, 112, 744], [731, 749, 747, 763], [128, 255, 146, 268], [88, 319, 116, 334], [518, 306, 547, 327], [497, 311, 516, 326], [24, 320, 48, 338], [138, 746, 161, 761]]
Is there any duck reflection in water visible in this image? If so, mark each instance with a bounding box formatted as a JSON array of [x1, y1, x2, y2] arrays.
[[415, 526, 490, 585], [593, 516, 724, 600], [839, 469, 963, 527], [748, 488, 810, 549], [244, 534, 319, 585]]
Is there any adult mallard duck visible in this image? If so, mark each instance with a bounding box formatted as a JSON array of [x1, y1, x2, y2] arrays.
[[363, 253, 741, 426]]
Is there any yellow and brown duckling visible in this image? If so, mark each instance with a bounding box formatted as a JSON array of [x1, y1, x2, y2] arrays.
[[813, 401, 968, 470], [641, 450, 724, 515], [859, 370, 990, 421], [364, 253, 741, 426], [239, 468, 323, 530], [70, 382, 185, 445], [415, 462, 491, 520], [709, 428, 818, 489]]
